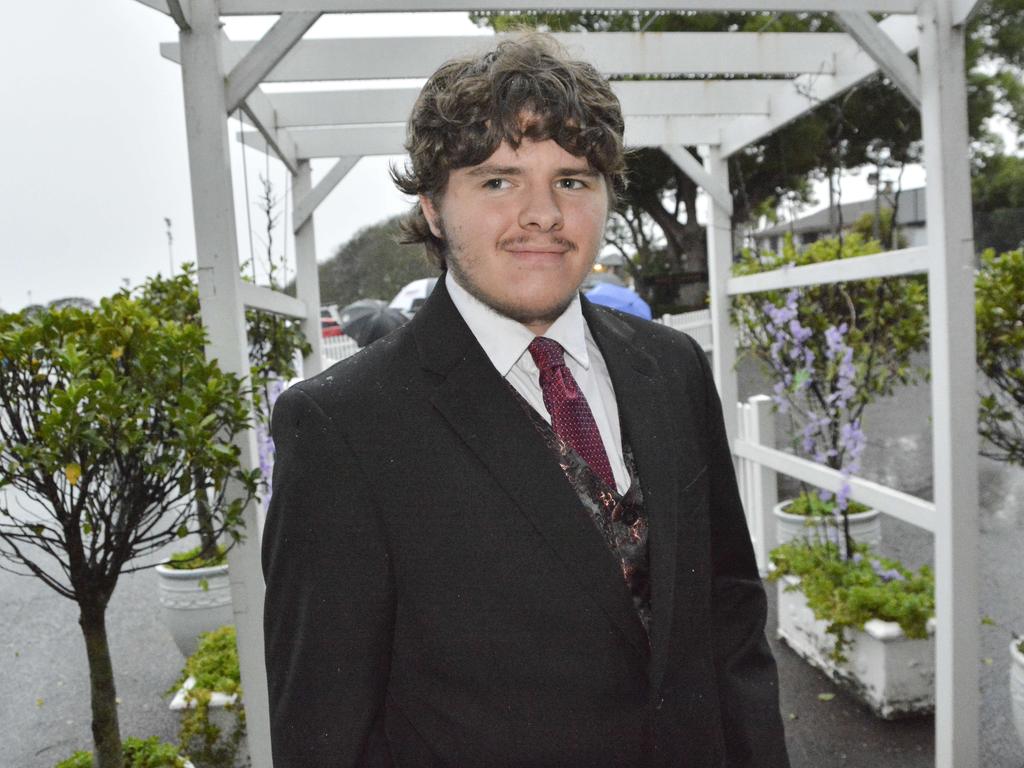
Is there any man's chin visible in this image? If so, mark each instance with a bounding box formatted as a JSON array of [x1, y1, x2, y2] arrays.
[[478, 291, 578, 329]]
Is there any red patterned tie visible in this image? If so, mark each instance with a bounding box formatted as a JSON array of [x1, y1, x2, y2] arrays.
[[528, 336, 616, 488]]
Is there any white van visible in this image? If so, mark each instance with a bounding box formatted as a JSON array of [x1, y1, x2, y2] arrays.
[[389, 277, 438, 317]]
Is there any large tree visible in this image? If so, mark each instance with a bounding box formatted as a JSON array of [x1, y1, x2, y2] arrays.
[[315, 215, 440, 308]]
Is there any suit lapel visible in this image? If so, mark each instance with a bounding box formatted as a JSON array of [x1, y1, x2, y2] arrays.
[[411, 281, 650, 662], [583, 300, 706, 695]]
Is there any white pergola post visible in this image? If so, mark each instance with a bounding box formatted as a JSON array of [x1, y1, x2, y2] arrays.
[[703, 146, 740, 447], [917, 0, 980, 764], [177, 2, 272, 764], [292, 159, 324, 377]]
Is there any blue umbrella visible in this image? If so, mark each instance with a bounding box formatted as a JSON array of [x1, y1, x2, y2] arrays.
[[584, 282, 652, 320]]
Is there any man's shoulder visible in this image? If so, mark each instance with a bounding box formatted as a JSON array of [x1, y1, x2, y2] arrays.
[[284, 326, 423, 419], [587, 303, 706, 363]]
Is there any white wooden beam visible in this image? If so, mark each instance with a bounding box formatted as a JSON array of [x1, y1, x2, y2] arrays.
[[247, 124, 407, 158], [624, 117, 722, 148], [834, 11, 921, 109], [267, 80, 772, 130], [218, 0, 919, 14], [726, 246, 928, 295], [732, 439, 935, 531], [614, 80, 771, 117], [918, 0, 980, 764], [720, 14, 919, 156], [176, 3, 272, 764], [166, 0, 191, 31], [240, 116, 725, 159], [661, 146, 733, 216], [237, 280, 308, 319], [705, 147, 739, 449], [225, 11, 321, 113], [952, 0, 984, 25], [164, 33, 850, 82], [238, 85, 299, 175], [292, 160, 325, 377], [292, 156, 359, 232]]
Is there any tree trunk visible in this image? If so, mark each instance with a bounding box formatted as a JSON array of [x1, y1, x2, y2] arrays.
[[79, 599, 123, 768]]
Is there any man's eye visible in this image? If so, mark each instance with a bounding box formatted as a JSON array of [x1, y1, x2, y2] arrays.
[[483, 178, 510, 190], [558, 178, 587, 190]]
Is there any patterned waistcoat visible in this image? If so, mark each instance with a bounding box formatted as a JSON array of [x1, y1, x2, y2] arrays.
[[511, 388, 652, 636]]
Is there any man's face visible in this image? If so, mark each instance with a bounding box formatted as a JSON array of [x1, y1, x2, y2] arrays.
[[420, 138, 609, 335]]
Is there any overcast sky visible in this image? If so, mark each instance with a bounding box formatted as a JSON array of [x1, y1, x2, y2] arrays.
[[0, 2, 489, 311]]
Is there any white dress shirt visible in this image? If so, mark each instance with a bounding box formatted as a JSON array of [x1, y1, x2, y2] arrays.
[[446, 272, 629, 494]]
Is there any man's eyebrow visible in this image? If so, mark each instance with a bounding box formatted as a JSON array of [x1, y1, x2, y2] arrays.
[[464, 164, 522, 178], [463, 164, 601, 178]]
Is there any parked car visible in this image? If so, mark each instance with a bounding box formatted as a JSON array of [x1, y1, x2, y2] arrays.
[[320, 305, 343, 337], [389, 278, 438, 317]]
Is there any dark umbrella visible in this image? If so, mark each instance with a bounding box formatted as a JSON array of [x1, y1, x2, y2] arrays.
[[584, 283, 653, 320], [338, 299, 409, 347]]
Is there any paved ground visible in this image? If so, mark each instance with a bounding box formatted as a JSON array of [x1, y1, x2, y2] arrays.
[[2, 353, 1023, 767]]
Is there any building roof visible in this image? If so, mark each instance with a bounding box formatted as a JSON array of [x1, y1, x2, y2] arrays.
[[754, 186, 926, 238]]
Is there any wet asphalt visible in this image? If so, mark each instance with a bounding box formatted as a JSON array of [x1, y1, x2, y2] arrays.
[[2, 352, 1023, 767]]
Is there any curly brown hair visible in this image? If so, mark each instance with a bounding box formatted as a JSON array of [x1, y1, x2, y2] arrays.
[[390, 33, 626, 269]]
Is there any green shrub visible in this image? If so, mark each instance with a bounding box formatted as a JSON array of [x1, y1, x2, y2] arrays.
[[769, 541, 934, 662], [781, 490, 870, 517], [165, 545, 229, 571], [171, 626, 244, 768], [56, 737, 186, 768], [976, 248, 1024, 467]]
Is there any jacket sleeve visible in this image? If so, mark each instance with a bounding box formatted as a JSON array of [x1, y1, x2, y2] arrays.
[[262, 384, 395, 767], [692, 338, 791, 768]]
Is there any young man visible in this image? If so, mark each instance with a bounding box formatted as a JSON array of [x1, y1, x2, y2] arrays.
[[263, 34, 790, 768]]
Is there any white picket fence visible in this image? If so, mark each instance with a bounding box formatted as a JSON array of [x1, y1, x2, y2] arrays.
[[735, 395, 779, 576], [320, 308, 714, 365], [658, 308, 713, 351]]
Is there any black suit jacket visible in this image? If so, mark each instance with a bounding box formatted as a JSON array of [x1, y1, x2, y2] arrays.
[[262, 279, 790, 767]]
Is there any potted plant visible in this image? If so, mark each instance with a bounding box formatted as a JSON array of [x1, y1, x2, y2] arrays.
[[769, 539, 935, 718], [975, 247, 1024, 746], [168, 625, 248, 768], [732, 233, 928, 555], [139, 265, 306, 655], [0, 295, 257, 768]]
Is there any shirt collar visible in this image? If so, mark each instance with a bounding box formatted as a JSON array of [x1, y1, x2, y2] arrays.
[[445, 271, 591, 377]]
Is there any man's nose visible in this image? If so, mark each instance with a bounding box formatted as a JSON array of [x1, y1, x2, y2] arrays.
[[518, 186, 563, 231]]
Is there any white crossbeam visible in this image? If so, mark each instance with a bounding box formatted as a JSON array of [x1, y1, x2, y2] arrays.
[[292, 156, 359, 232], [237, 281, 308, 319], [268, 80, 772, 130], [163, 33, 850, 82], [240, 115, 724, 158], [225, 11, 321, 113], [726, 246, 928, 295], [217, 0, 919, 13], [625, 117, 722, 148], [732, 439, 935, 531], [834, 11, 921, 109], [720, 14, 919, 156], [662, 146, 733, 216], [238, 86, 299, 175]]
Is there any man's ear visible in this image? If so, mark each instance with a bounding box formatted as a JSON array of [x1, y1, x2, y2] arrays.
[[419, 195, 444, 239]]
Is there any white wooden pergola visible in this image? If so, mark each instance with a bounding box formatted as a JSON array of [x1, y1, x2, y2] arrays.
[[134, 1, 982, 765]]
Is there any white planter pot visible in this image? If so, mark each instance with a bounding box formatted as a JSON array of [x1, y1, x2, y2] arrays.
[[773, 499, 881, 556], [1011, 640, 1024, 748], [155, 562, 233, 657], [776, 575, 935, 719], [170, 676, 249, 767]]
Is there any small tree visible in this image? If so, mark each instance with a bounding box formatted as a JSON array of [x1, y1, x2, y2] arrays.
[[731, 233, 929, 555], [0, 295, 257, 768], [977, 248, 1024, 466], [135, 262, 307, 561]]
